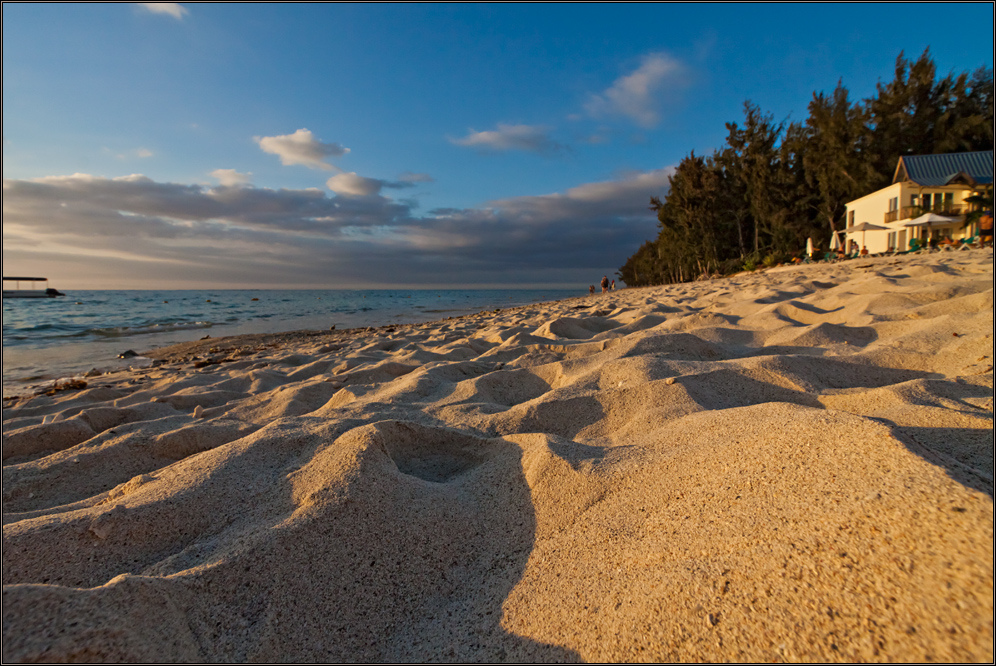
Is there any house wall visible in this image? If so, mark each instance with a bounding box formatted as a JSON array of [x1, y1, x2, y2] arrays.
[[844, 181, 976, 254], [844, 183, 903, 254]]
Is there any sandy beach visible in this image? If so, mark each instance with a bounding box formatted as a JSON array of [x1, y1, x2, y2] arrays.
[[2, 249, 992, 662]]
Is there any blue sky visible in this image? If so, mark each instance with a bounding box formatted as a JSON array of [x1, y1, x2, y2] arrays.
[[3, 3, 993, 288]]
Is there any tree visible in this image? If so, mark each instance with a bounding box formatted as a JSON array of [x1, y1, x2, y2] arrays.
[[655, 152, 729, 275], [801, 81, 874, 239], [723, 102, 784, 256], [933, 66, 994, 153], [618, 239, 660, 287], [865, 49, 945, 188], [962, 186, 995, 233]]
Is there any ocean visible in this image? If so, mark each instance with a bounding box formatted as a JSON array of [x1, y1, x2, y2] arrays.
[[2, 288, 581, 396]]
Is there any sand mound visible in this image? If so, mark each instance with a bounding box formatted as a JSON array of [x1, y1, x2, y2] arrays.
[[533, 316, 620, 340], [3, 250, 993, 662]]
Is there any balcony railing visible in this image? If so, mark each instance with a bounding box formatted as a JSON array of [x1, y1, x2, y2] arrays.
[[883, 204, 967, 223]]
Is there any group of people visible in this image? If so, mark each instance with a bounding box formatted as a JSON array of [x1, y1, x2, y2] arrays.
[[589, 276, 615, 295]]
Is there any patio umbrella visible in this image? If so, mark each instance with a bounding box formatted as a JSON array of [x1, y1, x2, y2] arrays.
[[903, 212, 957, 228], [904, 212, 958, 245], [848, 221, 888, 248], [829, 231, 842, 251]]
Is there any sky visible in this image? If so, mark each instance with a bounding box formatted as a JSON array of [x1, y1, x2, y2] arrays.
[[3, 3, 994, 289]]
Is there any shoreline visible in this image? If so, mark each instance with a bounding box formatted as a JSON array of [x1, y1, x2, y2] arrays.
[[3, 249, 993, 662], [2, 288, 583, 399], [138, 295, 592, 364], [119, 250, 996, 375], [2, 296, 593, 401]]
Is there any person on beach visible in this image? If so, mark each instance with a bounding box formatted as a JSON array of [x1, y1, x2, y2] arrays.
[[980, 211, 993, 247], [589, 285, 595, 296], [860, 246, 869, 256], [601, 276, 609, 293], [610, 279, 616, 291]]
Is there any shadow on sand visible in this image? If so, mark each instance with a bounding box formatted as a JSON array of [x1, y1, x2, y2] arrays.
[[888, 424, 994, 498], [2, 419, 582, 662]]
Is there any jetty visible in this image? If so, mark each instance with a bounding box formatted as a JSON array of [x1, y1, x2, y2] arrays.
[[2, 277, 65, 299]]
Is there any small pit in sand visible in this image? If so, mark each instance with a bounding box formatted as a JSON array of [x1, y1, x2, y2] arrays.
[[377, 422, 494, 483]]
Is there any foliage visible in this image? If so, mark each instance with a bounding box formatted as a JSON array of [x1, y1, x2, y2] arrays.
[[619, 49, 995, 286], [962, 186, 995, 230]]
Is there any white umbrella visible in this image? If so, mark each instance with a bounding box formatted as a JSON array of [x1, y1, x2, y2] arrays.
[[829, 231, 842, 251], [903, 212, 957, 228], [848, 221, 888, 248], [905, 212, 958, 247]]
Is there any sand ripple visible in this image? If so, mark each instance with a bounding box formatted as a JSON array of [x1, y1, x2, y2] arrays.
[[3, 250, 993, 662]]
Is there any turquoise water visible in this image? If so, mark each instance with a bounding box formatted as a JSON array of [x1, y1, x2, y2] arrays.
[[2, 288, 580, 395]]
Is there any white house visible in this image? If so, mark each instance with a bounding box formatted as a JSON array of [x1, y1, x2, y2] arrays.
[[843, 150, 993, 254]]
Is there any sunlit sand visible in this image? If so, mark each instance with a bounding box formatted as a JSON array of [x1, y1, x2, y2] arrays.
[[3, 249, 992, 662]]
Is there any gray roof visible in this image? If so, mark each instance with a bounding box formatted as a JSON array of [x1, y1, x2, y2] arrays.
[[894, 150, 994, 186]]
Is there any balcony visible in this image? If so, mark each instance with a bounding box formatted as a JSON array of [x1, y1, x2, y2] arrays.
[[883, 204, 966, 223]]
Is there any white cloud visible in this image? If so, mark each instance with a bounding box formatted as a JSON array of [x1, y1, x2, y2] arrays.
[[136, 148, 154, 158], [325, 171, 427, 197], [451, 124, 565, 154], [138, 3, 188, 20], [326, 172, 384, 197], [254, 129, 349, 170], [584, 52, 687, 128], [211, 169, 252, 187]]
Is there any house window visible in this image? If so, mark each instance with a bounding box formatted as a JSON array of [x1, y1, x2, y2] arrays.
[[922, 193, 932, 209], [848, 210, 854, 227], [910, 194, 919, 206], [944, 192, 953, 209]]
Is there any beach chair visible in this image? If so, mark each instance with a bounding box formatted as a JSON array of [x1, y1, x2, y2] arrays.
[[959, 234, 980, 250]]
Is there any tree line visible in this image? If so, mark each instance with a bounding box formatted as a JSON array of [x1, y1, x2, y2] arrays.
[[619, 49, 994, 286]]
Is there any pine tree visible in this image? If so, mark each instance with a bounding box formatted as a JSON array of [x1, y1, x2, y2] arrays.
[[934, 66, 994, 152], [723, 102, 783, 256], [802, 81, 874, 239]]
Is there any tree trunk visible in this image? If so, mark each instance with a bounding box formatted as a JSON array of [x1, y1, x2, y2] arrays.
[[736, 214, 747, 258]]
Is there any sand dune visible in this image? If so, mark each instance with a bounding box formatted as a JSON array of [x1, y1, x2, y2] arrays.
[[3, 250, 993, 662]]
